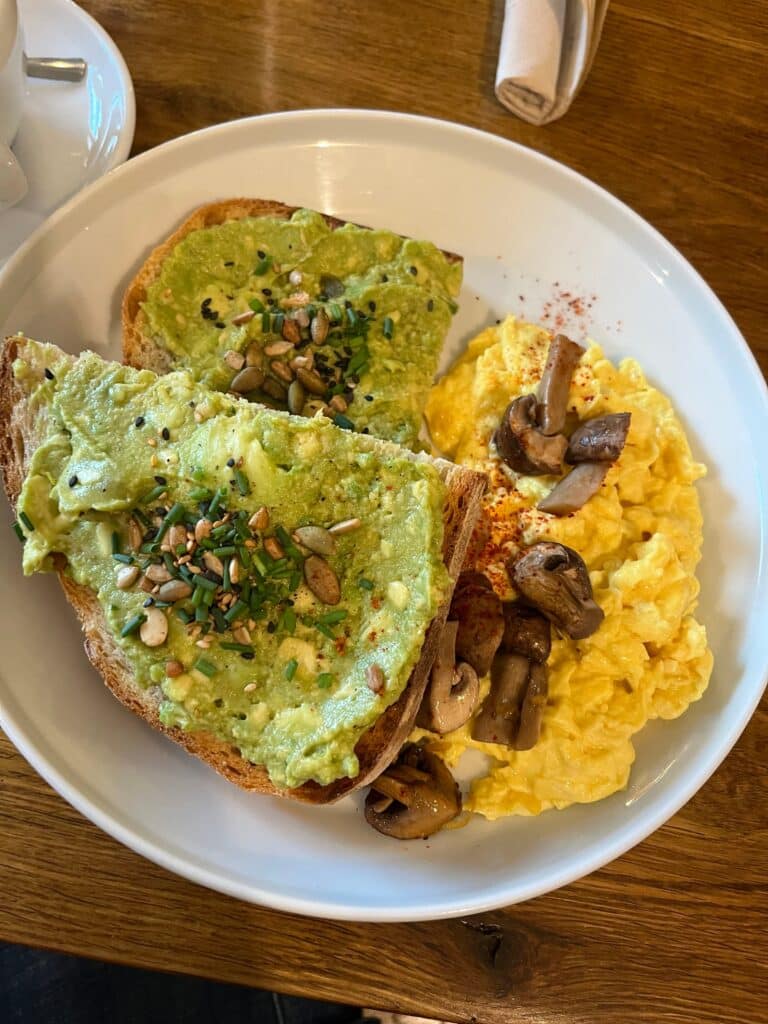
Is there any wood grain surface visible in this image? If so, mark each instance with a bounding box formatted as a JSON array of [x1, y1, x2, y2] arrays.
[[2, 1, 767, 1022]]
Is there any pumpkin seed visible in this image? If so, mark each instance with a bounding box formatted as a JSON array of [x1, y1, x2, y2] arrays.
[[296, 367, 327, 395], [231, 366, 265, 393], [366, 664, 385, 694], [249, 507, 269, 531], [144, 563, 172, 583], [224, 349, 245, 370], [262, 377, 287, 402], [304, 555, 341, 605], [231, 310, 255, 327], [264, 340, 294, 357], [116, 565, 140, 589], [245, 342, 264, 367], [157, 579, 193, 603], [271, 360, 294, 383], [328, 517, 361, 536], [288, 379, 306, 415], [282, 317, 302, 344], [293, 525, 336, 557], [203, 551, 224, 576]]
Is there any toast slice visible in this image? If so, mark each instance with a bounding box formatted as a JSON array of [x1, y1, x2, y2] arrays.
[[0, 336, 485, 804], [122, 198, 463, 449]]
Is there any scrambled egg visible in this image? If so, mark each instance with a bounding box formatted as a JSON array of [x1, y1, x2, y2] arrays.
[[421, 316, 713, 818]]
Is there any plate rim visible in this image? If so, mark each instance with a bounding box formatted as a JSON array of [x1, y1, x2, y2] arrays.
[[1, 108, 766, 922]]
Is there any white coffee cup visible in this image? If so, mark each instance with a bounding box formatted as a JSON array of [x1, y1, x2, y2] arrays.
[[0, 0, 27, 211]]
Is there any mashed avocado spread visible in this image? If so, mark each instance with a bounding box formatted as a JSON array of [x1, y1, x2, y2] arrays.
[[141, 209, 462, 449], [14, 341, 449, 788]]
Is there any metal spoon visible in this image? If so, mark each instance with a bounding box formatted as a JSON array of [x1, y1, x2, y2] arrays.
[[23, 55, 87, 82]]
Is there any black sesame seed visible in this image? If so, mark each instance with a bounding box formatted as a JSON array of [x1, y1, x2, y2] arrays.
[[317, 293, 328, 302], [266, 298, 276, 306], [44, 368, 55, 380], [134, 416, 145, 428], [143, 597, 155, 607], [261, 288, 272, 296], [154, 475, 167, 485], [161, 427, 170, 441], [409, 266, 418, 275], [361, 427, 370, 434], [257, 250, 266, 260], [226, 294, 234, 300], [202, 297, 212, 307], [240, 651, 255, 661], [364, 394, 374, 402], [266, 621, 276, 634], [68, 474, 79, 487], [215, 321, 225, 329], [368, 300, 376, 312], [226, 458, 235, 468], [224, 261, 234, 267], [427, 299, 434, 311], [381, 274, 388, 283], [344, 299, 352, 309]]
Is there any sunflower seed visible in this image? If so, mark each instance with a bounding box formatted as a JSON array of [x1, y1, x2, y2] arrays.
[[264, 340, 294, 357], [296, 367, 327, 395], [328, 517, 361, 536], [144, 563, 172, 583], [281, 317, 302, 344], [271, 360, 294, 383], [288, 379, 306, 415], [116, 565, 140, 589], [310, 308, 330, 345], [366, 664, 385, 694], [224, 349, 246, 370], [231, 310, 255, 326], [249, 507, 269, 531], [157, 579, 193, 603]]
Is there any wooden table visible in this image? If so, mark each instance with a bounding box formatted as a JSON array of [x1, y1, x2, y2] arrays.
[[2, 2, 766, 1022]]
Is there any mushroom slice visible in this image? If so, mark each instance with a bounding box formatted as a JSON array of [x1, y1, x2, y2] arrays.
[[417, 621, 481, 734], [515, 662, 548, 750], [501, 601, 551, 663], [364, 744, 461, 840], [537, 461, 609, 515], [566, 412, 631, 463], [471, 652, 530, 745], [450, 571, 505, 677], [493, 395, 568, 476], [509, 541, 604, 640], [536, 334, 585, 435]]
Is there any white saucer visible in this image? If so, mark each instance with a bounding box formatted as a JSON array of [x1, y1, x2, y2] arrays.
[[0, 0, 135, 265]]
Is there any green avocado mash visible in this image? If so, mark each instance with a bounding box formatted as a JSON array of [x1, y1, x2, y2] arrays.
[[13, 340, 449, 789], [141, 209, 462, 449]]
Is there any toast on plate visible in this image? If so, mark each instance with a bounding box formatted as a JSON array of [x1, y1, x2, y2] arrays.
[[122, 198, 463, 450], [0, 336, 485, 803]]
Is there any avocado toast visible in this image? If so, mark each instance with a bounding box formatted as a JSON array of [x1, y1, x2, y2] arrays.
[[122, 199, 462, 449], [0, 336, 484, 803]]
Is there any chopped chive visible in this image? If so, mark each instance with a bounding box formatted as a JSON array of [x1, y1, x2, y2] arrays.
[[284, 658, 298, 681], [111, 531, 120, 554], [261, 311, 270, 333], [279, 607, 297, 634], [357, 577, 374, 591], [175, 608, 193, 624], [140, 483, 166, 505], [193, 574, 218, 592], [315, 622, 335, 640], [233, 469, 250, 496], [382, 316, 394, 340], [221, 641, 253, 653], [188, 486, 213, 502], [191, 586, 205, 608], [19, 511, 34, 532], [254, 255, 271, 276], [211, 523, 231, 539], [317, 673, 334, 689], [140, 542, 160, 554], [207, 487, 225, 517], [12, 522, 25, 543], [222, 558, 231, 592], [112, 553, 133, 564], [333, 413, 355, 431], [273, 312, 285, 334], [240, 579, 251, 603], [162, 552, 176, 574], [318, 609, 348, 625], [251, 554, 267, 577], [212, 545, 236, 557], [175, 543, 187, 555], [120, 613, 146, 637], [447, 299, 459, 314], [238, 546, 252, 571], [289, 570, 301, 591], [194, 657, 217, 677], [195, 604, 209, 622], [211, 606, 227, 633], [224, 599, 248, 623], [329, 303, 342, 322], [249, 297, 265, 313]]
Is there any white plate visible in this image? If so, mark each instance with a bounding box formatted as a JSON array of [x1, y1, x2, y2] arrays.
[[0, 110, 766, 922], [0, 0, 135, 265]]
